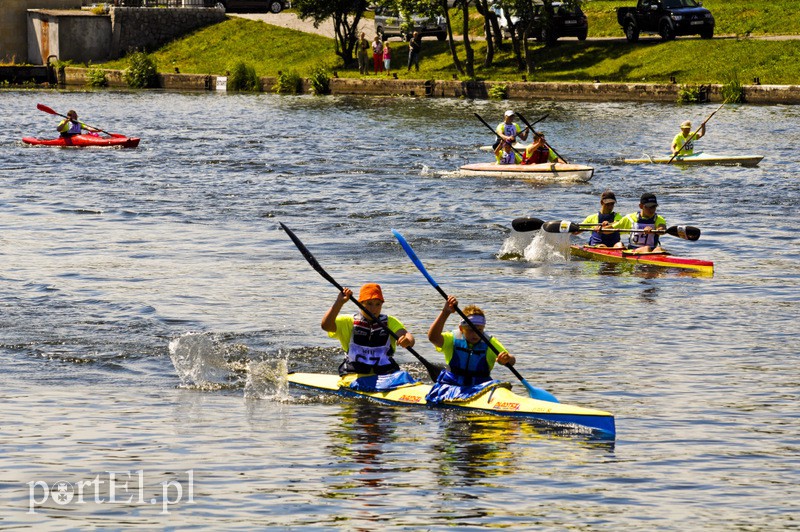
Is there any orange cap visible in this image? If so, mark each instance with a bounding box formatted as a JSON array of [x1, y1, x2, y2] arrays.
[[358, 283, 384, 302]]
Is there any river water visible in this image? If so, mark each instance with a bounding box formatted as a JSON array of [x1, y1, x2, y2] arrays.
[[1, 89, 798, 529]]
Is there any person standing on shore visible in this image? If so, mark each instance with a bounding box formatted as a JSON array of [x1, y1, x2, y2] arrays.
[[407, 32, 421, 72], [372, 35, 384, 74], [357, 32, 370, 75], [383, 43, 392, 76]]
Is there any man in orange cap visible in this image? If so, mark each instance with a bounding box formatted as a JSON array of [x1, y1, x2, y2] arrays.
[[321, 283, 415, 376]]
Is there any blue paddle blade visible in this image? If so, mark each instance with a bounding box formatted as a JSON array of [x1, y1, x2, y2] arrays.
[[521, 381, 559, 403], [391, 229, 440, 289]]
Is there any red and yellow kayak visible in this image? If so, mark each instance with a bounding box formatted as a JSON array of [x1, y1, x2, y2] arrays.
[[571, 245, 714, 275], [22, 133, 140, 148]]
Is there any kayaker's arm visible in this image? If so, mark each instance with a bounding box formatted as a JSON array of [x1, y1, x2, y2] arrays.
[[428, 295, 457, 348], [321, 287, 351, 332], [395, 328, 415, 348]]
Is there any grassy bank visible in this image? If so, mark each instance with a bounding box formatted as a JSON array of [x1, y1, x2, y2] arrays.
[[97, 16, 800, 86]]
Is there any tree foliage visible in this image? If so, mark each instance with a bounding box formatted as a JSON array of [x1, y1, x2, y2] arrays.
[[293, 0, 370, 67]]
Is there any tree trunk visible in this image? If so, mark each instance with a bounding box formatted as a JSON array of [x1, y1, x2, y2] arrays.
[[441, 0, 463, 75], [461, 1, 474, 77]]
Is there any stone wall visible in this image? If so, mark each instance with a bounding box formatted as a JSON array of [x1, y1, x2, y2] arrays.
[[59, 67, 800, 105], [0, 0, 80, 63], [110, 7, 225, 56], [28, 10, 112, 64]]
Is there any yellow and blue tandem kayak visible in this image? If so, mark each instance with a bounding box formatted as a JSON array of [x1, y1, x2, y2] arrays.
[[288, 372, 616, 439]]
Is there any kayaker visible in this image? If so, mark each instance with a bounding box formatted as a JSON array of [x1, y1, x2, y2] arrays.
[[671, 120, 705, 157], [493, 110, 528, 149], [608, 192, 667, 253], [523, 131, 564, 165], [56, 110, 99, 137], [425, 295, 516, 402], [321, 283, 415, 376], [576, 190, 624, 248], [494, 140, 522, 165]]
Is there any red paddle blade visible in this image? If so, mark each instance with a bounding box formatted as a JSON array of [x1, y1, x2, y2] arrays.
[[37, 103, 59, 115]]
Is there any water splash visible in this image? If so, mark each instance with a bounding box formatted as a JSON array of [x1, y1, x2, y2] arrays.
[[168, 332, 238, 390], [244, 358, 288, 400], [498, 231, 571, 263]]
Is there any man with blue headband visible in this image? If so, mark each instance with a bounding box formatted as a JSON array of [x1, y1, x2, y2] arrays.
[[425, 295, 516, 402]]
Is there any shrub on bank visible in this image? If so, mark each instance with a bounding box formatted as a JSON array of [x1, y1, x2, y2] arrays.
[[124, 51, 158, 89]]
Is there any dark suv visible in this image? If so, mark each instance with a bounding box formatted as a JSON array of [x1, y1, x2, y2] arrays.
[[532, 2, 589, 43], [498, 1, 589, 43]]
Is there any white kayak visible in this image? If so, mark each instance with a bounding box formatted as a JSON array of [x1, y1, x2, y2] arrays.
[[623, 152, 764, 167], [459, 162, 594, 182]]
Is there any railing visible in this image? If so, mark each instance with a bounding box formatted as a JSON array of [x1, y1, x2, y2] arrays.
[[83, 0, 221, 7]]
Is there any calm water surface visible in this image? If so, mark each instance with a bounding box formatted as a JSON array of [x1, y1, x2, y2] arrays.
[[0, 90, 798, 529]]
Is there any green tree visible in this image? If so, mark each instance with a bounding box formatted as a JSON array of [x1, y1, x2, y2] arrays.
[[293, 0, 369, 68]]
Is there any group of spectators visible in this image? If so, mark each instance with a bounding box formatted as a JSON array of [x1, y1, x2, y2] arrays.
[[356, 31, 422, 76]]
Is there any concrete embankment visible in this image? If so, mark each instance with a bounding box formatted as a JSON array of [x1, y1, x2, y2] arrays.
[[20, 66, 800, 105]]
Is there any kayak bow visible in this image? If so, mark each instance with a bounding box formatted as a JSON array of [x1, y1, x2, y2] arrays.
[[571, 245, 714, 275], [288, 372, 616, 439], [22, 134, 140, 148]]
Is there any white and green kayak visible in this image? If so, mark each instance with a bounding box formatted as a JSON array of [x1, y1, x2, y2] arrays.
[[288, 372, 616, 438], [624, 152, 764, 167]]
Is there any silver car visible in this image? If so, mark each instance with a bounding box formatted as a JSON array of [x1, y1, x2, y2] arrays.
[[374, 8, 447, 41]]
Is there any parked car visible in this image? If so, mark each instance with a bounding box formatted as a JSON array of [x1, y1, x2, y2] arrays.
[[617, 0, 714, 42], [496, 2, 588, 43], [218, 0, 289, 13], [374, 8, 447, 41]]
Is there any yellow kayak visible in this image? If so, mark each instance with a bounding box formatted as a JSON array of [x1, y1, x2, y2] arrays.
[[288, 372, 616, 439]]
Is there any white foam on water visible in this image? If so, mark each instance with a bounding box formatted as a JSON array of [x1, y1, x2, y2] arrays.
[[168, 332, 235, 389], [244, 358, 288, 400]]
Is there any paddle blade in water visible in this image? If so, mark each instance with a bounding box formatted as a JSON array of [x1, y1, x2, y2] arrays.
[[511, 217, 545, 232], [542, 220, 579, 233], [667, 225, 701, 241]]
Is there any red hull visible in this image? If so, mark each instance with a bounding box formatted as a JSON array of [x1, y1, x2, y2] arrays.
[[22, 134, 140, 148]]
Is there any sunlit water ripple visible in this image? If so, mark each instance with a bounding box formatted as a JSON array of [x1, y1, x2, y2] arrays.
[[0, 89, 798, 529]]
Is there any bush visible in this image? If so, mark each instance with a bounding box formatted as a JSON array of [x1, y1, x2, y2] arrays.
[[228, 61, 261, 92], [308, 66, 330, 96], [721, 71, 744, 104], [677, 84, 701, 104], [86, 68, 108, 88], [273, 70, 302, 94], [489, 84, 508, 100], [123, 51, 159, 89]]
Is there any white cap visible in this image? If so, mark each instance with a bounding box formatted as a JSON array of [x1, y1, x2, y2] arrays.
[[504, 110, 514, 117]]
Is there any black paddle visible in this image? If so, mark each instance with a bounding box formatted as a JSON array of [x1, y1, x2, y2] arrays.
[[541, 220, 702, 241], [516, 111, 569, 164], [511, 217, 546, 232], [36, 103, 111, 136], [392, 229, 559, 403], [667, 100, 726, 164], [474, 113, 526, 159], [279, 222, 444, 382]]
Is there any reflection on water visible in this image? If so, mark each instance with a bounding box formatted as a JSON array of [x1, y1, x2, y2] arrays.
[[1, 90, 798, 529]]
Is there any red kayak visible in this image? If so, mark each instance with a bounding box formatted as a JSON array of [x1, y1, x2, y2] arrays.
[[571, 245, 714, 275], [22, 133, 140, 148]]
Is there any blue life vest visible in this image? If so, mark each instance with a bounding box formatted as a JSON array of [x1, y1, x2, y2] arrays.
[[588, 212, 621, 247], [449, 332, 492, 387], [629, 213, 660, 249]]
